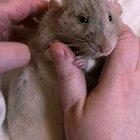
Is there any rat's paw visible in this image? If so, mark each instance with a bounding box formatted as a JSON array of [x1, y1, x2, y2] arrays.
[[73, 56, 88, 70], [73, 56, 96, 72]]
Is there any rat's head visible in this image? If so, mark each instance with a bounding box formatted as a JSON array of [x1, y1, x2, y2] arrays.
[[39, 0, 119, 58]]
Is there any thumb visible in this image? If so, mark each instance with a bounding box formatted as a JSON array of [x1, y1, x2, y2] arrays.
[[0, 42, 31, 74], [50, 42, 86, 114]]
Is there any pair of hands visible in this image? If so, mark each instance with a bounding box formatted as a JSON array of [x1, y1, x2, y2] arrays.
[[0, 0, 140, 139]]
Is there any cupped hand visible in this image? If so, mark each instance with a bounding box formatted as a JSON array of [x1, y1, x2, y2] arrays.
[[0, 0, 48, 74], [51, 23, 140, 140]]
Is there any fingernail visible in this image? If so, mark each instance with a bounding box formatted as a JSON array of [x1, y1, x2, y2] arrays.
[[50, 43, 66, 61]]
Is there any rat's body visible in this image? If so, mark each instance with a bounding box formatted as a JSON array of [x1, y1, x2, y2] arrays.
[[1, 0, 120, 139]]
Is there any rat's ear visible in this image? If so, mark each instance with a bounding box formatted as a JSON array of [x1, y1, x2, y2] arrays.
[[49, 0, 63, 9], [49, 0, 70, 10], [106, 0, 122, 17]]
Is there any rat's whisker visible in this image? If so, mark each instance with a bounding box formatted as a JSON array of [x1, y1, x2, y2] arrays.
[[64, 26, 91, 41], [87, 29, 97, 44], [52, 33, 86, 42], [46, 43, 87, 51], [63, 27, 85, 37], [53, 30, 87, 39], [46, 43, 88, 53], [67, 42, 88, 47], [65, 32, 90, 43], [74, 48, 88, 54], [65, 26, 89, 38]]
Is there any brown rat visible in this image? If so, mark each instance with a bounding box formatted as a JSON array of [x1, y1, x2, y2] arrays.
[[38, 0, 119, 55], [3, 0, 121, 140], [30, 0, 120, 89]]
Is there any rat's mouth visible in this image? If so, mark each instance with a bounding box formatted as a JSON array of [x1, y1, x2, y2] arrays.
[[70, 47, 81, 53], [58, 38, 88, 55], [63, 42, 82, 54], [69, 43, 99, 57], [62, 39, 107, 58]]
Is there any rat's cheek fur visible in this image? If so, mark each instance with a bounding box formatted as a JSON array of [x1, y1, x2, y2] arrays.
[[103, 31, 118, 56]]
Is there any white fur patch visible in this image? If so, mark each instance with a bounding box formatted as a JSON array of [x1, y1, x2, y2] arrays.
[[85, 59, 96, 72]]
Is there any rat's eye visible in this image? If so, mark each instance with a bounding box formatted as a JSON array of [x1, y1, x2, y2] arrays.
[[78, 15, 89, 24], [108, 14, 112, 21]]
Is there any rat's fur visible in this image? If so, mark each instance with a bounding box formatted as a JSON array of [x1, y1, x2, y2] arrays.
[[35, 0, 119, 58], [1, 0, 120, 139]]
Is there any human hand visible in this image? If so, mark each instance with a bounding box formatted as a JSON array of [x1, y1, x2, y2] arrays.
[[51, 23, 140, 140], [0, 0, 48, 74]]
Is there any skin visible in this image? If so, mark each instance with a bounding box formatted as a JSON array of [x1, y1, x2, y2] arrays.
[[50, 23, 140, 140]]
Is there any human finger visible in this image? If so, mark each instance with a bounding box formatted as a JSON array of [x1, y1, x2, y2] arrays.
[[50, 42, 86, 114], [0, 42, 31, 74], [136, 38, 140, 70]]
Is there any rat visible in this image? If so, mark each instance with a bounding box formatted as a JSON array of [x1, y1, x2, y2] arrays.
[[1, 0, 121, 140]]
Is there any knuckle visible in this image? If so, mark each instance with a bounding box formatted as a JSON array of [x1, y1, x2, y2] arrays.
[[58, 70, 78, 83]]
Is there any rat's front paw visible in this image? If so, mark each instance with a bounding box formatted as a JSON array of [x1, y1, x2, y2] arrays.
[[73, 56, 88, 69], [73, 56, 96, 72]]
